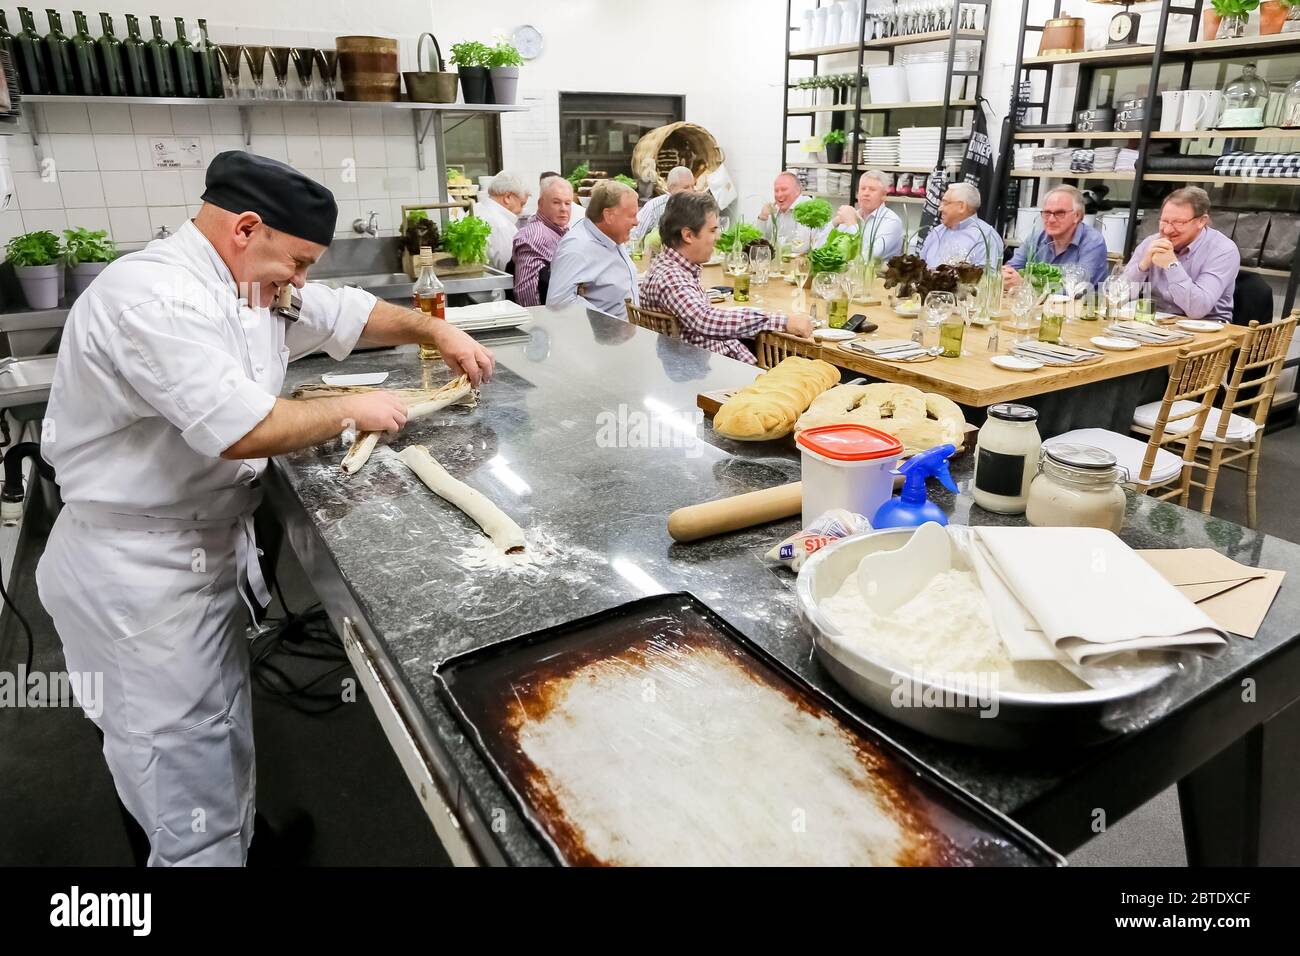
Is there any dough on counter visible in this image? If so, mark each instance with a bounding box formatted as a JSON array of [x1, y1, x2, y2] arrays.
[[795, 383, 966, 455], [398, 444, 526, 554], [713, 356, 841, 441], [341, 376, 476, 475]]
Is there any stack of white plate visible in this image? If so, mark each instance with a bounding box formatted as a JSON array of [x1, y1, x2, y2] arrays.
[[861, 136, 900, 168], [898, 127, 968, 168]]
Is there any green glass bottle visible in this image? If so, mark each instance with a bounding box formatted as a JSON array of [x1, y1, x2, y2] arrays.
[[69, 11, 101, 95], [15, 8, 48, 94], [96, 14, 128, 96], [43, 8, 74, 95], [170, 17, 198, 97], [196, 19, 221, 98], [146, 15, 175, 96], [0, 12, 21, 92], [121, 14, 150, 96]]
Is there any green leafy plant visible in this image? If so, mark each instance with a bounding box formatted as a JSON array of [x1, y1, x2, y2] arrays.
[[614, 174, 637, 189], [449, 41, 492, 68], [1211, 0, 1259, 14], [486, 41, 524, 68], [792, 198, 833, 230], [62, 227, 116, 266], [4, 230, 62, 267], [716, 222, 763, 254], [441, 215, 492, 264], [566, 162, 590, 191], [821, 128, 847, 147], [1280, 0, 1300, 9]]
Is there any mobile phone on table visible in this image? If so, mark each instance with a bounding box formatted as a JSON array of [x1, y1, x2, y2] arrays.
[[845, 314, 877, 333]]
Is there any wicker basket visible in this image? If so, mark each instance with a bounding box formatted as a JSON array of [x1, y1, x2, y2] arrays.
[[631, 122, 724, 194]]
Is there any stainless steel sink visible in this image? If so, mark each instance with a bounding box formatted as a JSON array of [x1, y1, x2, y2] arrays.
[[0, 355, 58, 409]]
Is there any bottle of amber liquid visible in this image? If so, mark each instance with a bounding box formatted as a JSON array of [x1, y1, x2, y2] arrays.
[[413, 247, 446, 360]]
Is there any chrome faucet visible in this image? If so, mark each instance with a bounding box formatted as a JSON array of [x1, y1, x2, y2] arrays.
[[352, 210, 379, 236]]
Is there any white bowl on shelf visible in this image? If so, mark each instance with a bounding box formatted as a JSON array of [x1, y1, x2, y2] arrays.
[[866, 65, 908, 104]]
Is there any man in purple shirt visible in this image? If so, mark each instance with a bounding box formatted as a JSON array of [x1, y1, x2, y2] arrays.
[[1003, 185, 1111, 289], [1122, 187, 1240, 322], [512, 176, 573, 307]]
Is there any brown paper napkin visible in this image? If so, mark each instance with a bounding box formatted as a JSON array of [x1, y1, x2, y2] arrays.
[[1137, 549, 1285, 639]]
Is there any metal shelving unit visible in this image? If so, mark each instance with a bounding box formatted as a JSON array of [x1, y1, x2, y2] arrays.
[[998, 0, 1300, 318], [781, 0, 989, 207]]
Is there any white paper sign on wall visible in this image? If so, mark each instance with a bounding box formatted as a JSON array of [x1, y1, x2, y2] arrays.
[[150, 137, 204, 169]]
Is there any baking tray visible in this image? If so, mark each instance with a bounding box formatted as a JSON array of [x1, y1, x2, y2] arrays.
[[435, 592, 1064, 867]]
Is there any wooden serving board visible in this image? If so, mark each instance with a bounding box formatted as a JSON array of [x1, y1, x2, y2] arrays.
[[697, 389, 978, 455]]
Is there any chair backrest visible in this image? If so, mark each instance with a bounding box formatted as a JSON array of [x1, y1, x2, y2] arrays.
[[1232, 271, 1274, 327], [625, 299, 681, 337], [754, 330, 824, 369], [537, 264, 551, 304], [1138, 338, 1237, 487], [1215, 312, 1299, 436]]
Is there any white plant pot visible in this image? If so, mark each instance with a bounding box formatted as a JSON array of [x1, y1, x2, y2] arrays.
[[70, 260, 109, 296], [14, 263, 61, 309], [490, 66, 519, 105]]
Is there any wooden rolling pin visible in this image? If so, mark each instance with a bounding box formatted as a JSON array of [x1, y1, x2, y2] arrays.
[[668, 482, 802, 543]]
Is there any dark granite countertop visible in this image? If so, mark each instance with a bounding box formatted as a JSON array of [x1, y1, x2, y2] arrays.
[[270, 302, 1300, 866]]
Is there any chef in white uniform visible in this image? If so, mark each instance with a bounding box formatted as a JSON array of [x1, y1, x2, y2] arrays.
[[36, 151, 494, 866]]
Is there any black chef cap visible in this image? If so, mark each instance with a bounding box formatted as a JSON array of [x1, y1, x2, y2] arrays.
[[201, 150, 337, 246]]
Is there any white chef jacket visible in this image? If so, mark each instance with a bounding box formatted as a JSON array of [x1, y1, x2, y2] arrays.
[[478, 196, 521, 272], [42, 220, 376, 521]]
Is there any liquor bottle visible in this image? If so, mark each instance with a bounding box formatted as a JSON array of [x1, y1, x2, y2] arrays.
[[170, 17, 198, 97], [96, 13, 128, 97], [14, 8, 48, 94], [43, 9, 74, 95], [413, 248, 446, 361], [121, 15, 150, 96], [195, 19, 221, 98], [146, 15, 175, 97], [69, 11, 101, 95]]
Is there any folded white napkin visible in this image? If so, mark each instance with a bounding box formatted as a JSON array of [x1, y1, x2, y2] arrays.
[[971, 526, 1228, 666]]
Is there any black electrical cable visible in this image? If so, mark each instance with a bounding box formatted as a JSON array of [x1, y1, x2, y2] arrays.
[[0, 553, 34, 676]]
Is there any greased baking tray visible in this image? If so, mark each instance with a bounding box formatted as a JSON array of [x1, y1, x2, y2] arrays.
[[435, 593, 1064, 867]]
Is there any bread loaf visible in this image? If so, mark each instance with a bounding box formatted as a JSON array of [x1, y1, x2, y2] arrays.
[[713, 357, 841, 441], [795, 383, 966, 455]]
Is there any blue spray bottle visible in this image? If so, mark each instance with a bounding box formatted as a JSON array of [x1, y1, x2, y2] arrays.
[[872, 444, 958, 529]]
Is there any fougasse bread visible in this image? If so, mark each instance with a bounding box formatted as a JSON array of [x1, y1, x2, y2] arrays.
[[713, 357, 841, 441], [795, 382, 966, 456]]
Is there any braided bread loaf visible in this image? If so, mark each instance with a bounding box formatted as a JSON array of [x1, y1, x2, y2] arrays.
[[713, 357, 841, 441], [794, 383, 966, 455]]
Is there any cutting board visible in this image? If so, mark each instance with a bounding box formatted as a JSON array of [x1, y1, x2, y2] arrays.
[[697, 389, 977, 454]]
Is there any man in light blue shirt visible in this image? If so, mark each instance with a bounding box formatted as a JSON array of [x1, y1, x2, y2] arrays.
[[831, 170, 904, 260], [546, 180, 641, 318], [1004, 184, 1111, 289], [918, 182, 1003, 268], [631, 165, 695, 242]]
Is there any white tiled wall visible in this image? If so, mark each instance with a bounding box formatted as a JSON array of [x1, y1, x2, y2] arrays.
[[0, 98, 441, 250]]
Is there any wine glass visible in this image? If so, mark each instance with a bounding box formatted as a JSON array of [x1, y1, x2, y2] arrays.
[[1009, 282, 1036, 339], [812, 271, 840, 327], [242, 45, 268, 99], [314, 49, 339, 101], [268, 47, 292, 100], [749, 244, 772, 285], [1060, 264, 1087, 327], [924, 290, 955, 328], [1103, 272, 1132, 323], [217, 44, 244, 98], [290, 47, 316, 99], [789, 254, 809, 289]]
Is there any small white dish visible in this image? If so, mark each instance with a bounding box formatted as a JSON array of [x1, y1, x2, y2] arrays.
[[1090, 335, 1140, 352], [322, 371, 390, 387], [813, 327, 858, 341], [991, 355, 1043, 372], [1176, 319, 1223, 333], [1155, 311, 1178, 323]]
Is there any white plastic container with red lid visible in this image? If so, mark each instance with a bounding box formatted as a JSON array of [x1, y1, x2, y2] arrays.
[[795, 424, 904, 527]]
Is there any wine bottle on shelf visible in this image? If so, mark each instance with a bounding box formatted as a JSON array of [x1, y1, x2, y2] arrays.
[[14, 8, 48, 95], [146, 15, 175, 97], [43, 8, 75, 95], [121, 14, 151, 96], [196, 19, 222, 98], [0, 12, 22, 92], [170, 17, 198, 97], [97, 14, 128, 97], [69, 11, 101, 95]]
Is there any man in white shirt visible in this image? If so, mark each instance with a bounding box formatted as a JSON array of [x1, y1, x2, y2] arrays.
[[631, 165, 696, 242], [830, 170, 904, 261], [756, 171, 831, 254], [477, 170, 531, 271], [546, 180, 641, 318], [35, 151, 493, 867]]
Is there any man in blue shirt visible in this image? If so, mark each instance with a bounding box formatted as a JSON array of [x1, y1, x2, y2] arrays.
[[546, 180, 641, 318], [918, 182, 1003, 268], [1003, 184, 1111, 290]]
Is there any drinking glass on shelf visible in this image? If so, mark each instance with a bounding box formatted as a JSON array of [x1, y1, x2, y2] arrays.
[[242, 45, 268, 99], [217, 44, 244, 98], [268, 46, 292, 99], [314, 49, 339, 100], [290, 47, 316, 99]]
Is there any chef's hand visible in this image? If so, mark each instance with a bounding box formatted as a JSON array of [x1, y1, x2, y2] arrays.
[[758, 202, 774, 222], [429, 320, 495, 387], [832, 205, 857, 227], [785, 313, 814, 338], [1002, 265, 1023, 290], [350, 391, 408, 433], [1150, 238, 1177, 269]]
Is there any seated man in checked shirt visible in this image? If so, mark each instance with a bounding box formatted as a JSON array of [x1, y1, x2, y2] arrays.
[[640, 192, 812, 364]]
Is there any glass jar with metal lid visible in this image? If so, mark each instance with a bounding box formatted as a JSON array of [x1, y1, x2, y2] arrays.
[[1026, 443, 1128, 533], [972, 403, 1040, 515]]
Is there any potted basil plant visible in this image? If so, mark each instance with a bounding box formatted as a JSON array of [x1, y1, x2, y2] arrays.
[[5, 230, 64, 309], [63, 227, 117, 296], [450, 40, 493, 105], [487, 41, 523, 106], [822, 128, 847, 165]]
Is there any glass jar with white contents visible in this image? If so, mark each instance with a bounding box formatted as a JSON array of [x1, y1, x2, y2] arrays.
[[972, 403, 1041, 514], [1026, 443, 1128, 533]]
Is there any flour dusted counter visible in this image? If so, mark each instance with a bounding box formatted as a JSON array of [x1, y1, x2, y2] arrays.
[[265, 302, 1300, 866]]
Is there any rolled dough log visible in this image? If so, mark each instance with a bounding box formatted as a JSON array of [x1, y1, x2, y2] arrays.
[[398, 444, 527, 554], [341, 376, 476, 475]]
